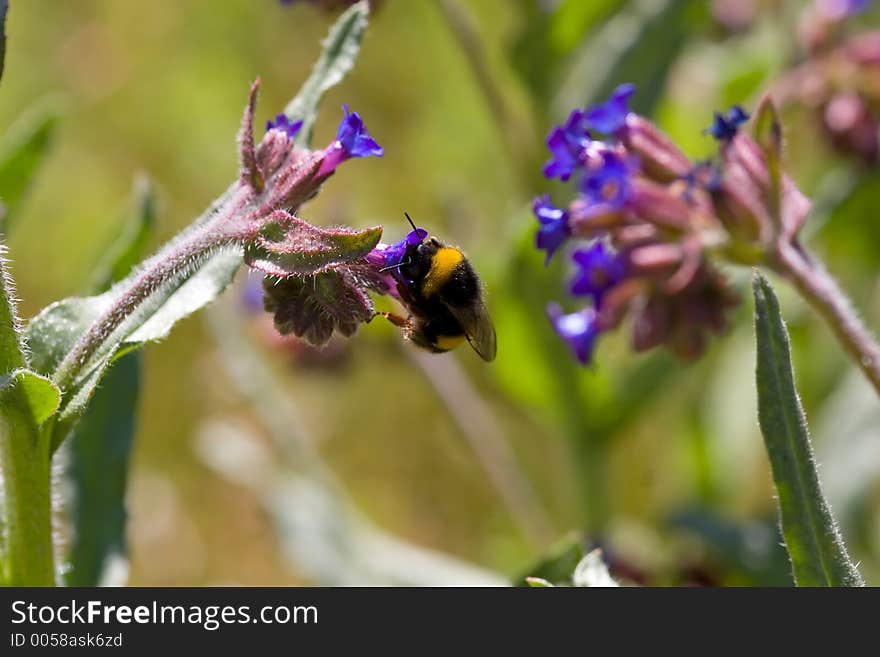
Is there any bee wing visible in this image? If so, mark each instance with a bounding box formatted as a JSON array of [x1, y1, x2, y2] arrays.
[[447, 298, 497, 362]]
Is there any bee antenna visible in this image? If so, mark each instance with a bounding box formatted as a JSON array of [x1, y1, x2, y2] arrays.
[[404, 212, 423, 242]]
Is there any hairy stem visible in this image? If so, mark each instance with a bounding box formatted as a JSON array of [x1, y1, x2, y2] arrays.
[[52, 187, 250, 393], [775, 242, 880, 397], [0, 249, 54, 585]]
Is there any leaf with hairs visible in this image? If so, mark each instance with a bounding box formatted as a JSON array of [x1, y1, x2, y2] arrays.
[[244, 211, 382, 277], [753, 273, 863, 586]]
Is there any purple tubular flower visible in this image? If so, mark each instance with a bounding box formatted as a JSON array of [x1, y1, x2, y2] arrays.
[[583, 83, 636, 135], [706, 105, 750, 141], [547, 303, 601, 365], [318, 105, 384, 176], [543, 109, 591, 181], [569, 242, 625, 306], [581, 151, 634, 209], [266, 113, 304, 140], [368, 227, 428, 286], [817, 0, 871, 20], [533, 195, 571, 264]]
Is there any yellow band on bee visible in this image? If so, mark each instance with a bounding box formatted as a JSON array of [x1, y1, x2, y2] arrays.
[[422, 247, 464, 297], [434, 334, 466, 351]]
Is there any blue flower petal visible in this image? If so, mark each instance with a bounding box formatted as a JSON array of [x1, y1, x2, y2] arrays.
[[533, 195, 570, 264], [543, 109, 591, 181], [547, 303, 601, 365], [569, 241, 625, 307], [266, 113, 304, 140], [580, 151, 635, 209], [583, 83, 636, 135], [706, 105, 750, 141]]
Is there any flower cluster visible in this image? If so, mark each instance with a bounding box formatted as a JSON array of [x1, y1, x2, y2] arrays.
[[779, 1, 880, 165], [234, 80, 388, 347], [535, 85, 807, 365]]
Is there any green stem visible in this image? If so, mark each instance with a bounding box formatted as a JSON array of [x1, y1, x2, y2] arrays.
[[0, 249, 54, 585], [51, 187, 249, 393], [0, 419, 54, 585]]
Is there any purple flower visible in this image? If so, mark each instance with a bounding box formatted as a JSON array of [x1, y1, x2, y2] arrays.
[[682, 160, 722, 197], [583, 84, 636, 135], [266, 113, 304, 140], [580, 151, 634, 209], [543, 109, 591, 181], [706, 105, 750, 141], [817, 0, 871, 20], [547, 303, 601, 365], [241, 275, 266, 314], [569, 242, 625, 306], [533, 195, 571, 264], [368, 227, 428, 286], [318, 105, 384, 176]]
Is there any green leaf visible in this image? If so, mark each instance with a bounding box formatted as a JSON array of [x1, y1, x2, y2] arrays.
[[753, 95, 782, 221], [244, 212, 381, 277], [26, 245, 242, 437], [64, 178, 156, 586], [752, 273, 863, 586], [514, 534, 584, 586], [0, 101, 59, 233], [0, 368, 60, 586], [525, 576, 554, 587], [284, 0, 370, 147], [65, 353, 140, 586]]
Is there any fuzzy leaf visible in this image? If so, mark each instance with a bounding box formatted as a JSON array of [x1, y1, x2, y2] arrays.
[[64, 179, 156, 586], [753, 273, 863, 586], [26, 245, 242, 432], [284, 1, 370, 147], [262, 266, 379, 346], [244, 211, 382, 277], [0, 102, 59, 233]]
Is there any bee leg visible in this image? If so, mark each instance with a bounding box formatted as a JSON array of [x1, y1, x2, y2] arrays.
[[373, 311, 410, 329]]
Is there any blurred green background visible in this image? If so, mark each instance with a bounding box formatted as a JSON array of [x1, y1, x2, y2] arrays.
[[2, 0, 878, 585]]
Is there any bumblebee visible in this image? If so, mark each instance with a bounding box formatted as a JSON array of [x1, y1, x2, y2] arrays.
[[378, 214, 496, 362]]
